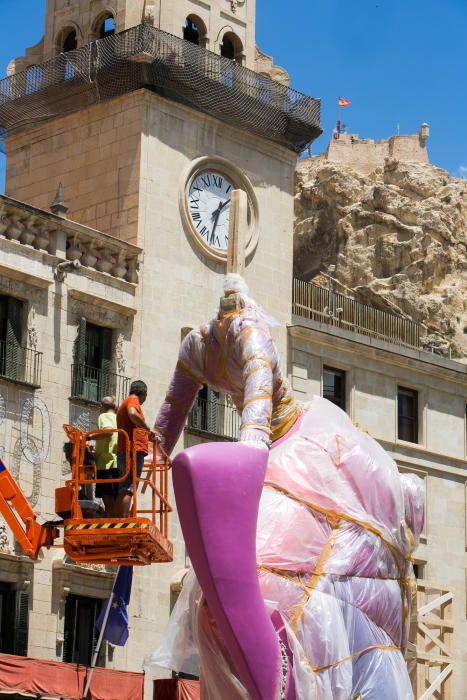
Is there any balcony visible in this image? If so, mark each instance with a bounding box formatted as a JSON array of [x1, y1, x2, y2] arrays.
[[70, 363, 130, 405], [0, 24, 321, 153], [187, 394, 240, 441], [0, 195, 141, 285], [292, 278, 423, 351], [0, 340, 42, 388]]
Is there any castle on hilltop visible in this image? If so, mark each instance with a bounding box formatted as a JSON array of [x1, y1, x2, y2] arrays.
[[308, 123, 430, 175]]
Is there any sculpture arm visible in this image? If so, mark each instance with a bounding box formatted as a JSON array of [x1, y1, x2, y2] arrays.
[[154, 334, 204, 455], [236, 323, 275, 443]]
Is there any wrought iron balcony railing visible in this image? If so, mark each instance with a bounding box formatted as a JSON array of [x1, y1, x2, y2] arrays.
[[70, 363, 130, 405], [0, 340, 42, 388], [188, 395, 240, 441], [0, 23, 321, 153]]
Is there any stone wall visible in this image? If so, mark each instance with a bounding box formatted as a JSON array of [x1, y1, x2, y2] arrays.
[[5, 93, 143, 245], [311, 127, 429, 175]]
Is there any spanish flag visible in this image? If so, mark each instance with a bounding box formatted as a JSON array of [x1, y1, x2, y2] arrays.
[[338, 97, 351, 107]]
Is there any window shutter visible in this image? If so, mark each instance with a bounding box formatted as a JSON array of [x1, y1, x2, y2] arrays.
[[73, 318, 87, 399], [6, 297, 23, 381], [77, 317, 87, 365], [206, 388, 219, 434], [13, 590, 29, 656], [100, 328, 113, 398]]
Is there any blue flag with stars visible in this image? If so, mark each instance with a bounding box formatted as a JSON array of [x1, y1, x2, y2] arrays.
[[96, 566, 133, 646]]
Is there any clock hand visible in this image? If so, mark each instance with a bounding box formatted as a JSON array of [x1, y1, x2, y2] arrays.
[[218, 199, 230, 213], [210, 208, 221, 244]]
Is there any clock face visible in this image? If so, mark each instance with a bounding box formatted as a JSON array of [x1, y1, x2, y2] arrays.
[[188, 171, 234, 252]]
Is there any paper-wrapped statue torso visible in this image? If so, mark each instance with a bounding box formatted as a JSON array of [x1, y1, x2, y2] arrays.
[[147, 278, 424, 700]]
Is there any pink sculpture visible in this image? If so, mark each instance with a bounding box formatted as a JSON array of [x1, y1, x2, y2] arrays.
[[145, 275, 424, 700]]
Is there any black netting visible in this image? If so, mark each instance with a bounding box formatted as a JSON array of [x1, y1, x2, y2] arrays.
[[0, 24, 321, 153]]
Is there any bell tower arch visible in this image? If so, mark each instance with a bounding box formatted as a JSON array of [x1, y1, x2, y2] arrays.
[[10, 1, 256, 73]]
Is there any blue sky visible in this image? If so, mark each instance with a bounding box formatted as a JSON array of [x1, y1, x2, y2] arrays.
[[0, 0, 466, 192]]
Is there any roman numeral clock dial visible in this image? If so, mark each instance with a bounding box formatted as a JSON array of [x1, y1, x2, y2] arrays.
[[188, 172, 234, 252]]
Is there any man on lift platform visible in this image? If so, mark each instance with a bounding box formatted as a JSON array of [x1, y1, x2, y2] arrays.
[[115, 380, 156, 518]]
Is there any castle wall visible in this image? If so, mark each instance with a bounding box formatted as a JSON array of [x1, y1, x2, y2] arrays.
[[322, 132, 429, 175]]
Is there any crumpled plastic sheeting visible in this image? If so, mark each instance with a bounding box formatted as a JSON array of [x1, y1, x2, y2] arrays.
[[154, 309, 299, 454], [147, 397, 424, 699]]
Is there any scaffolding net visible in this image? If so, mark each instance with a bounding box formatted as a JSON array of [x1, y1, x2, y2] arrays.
[[0, 24, 321, 153]]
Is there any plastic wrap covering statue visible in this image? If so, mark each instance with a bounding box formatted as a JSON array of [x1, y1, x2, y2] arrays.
[[146, 275, 424, 700]]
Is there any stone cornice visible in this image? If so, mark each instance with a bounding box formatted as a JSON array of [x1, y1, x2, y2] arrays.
[[289, 319, 467, 383]]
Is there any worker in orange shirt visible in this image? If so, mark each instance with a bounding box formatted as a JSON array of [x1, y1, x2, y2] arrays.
[[115, 380, 155, 518]]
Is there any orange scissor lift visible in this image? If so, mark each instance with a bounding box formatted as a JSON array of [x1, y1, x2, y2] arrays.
[[0, 425, 173, 566]]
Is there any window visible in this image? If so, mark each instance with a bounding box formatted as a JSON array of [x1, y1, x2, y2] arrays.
[[184, 18, 200, 45], [63, 594, 102, 666], [220, 32, 243, 62], [63, 30, 77, 53], [72, 318, 113, 403], [183, 16, 207, 48], [398, 387, 419, 443], [0, 583, 29, 656], [0, 295, 24, 381], [323, 366, 346, 411], [190, 385, 219, 433]]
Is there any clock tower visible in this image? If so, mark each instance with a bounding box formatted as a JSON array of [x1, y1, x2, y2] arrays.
[[0, 0, 321, 680]]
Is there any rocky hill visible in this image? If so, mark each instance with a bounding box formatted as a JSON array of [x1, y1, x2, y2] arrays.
[[294, 158, 467, 357]]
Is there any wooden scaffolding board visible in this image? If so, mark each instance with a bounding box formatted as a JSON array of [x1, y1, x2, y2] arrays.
[[408, 581, 454, 700]]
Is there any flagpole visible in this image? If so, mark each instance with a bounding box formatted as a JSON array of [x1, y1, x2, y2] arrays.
[[83, 566, 121, 700]]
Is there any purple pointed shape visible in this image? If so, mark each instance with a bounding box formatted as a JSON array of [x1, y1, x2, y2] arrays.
[[172, 442, 281, 700]]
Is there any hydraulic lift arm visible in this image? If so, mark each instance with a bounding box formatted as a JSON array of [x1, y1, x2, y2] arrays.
[[0, 456, 58, 559]]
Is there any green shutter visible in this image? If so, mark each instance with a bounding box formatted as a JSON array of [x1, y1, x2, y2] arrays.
[[100, 327, 113, 399], [14, 590, 29, 656], [6, 297, 23, 381]]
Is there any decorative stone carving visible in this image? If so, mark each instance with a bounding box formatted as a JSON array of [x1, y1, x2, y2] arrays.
[[50, 182, 69, 218], [229, 0, 245, 13], [111, 250, 127, 279], [6, 214, 23, 241], [34, 224, 50, 251], [143, 0, 156, 25], [28, 327, 38, 350], [255, 47, 291, 87], [126, 257, 139, 284], [66, 235, 82, 261], [0, 195, 142, 284], [96, 247, 113, 273], [115, 334, 126, 375], [82, 240, 98, 267], [0, 523, 13, 554], [20, 396, 51, 467], [20, 216, 37, 246], [0, 206, 8, 235]]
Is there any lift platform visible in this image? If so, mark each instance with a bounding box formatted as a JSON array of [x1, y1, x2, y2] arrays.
[[0, 425, 173, 566]]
